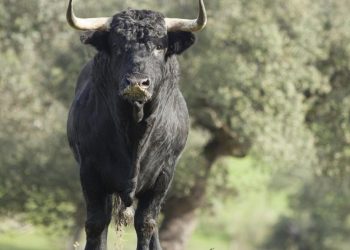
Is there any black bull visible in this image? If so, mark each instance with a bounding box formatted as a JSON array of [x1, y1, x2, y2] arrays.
[[66, 1, 206, 249]]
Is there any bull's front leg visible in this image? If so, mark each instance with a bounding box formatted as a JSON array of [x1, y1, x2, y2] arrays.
[[134, 170, 172, 250], [81, 169, 112, 250], [119, 161, 140, 208]]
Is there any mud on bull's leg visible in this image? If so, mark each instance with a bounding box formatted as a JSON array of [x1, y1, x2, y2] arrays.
[[134, 171, 172, 250], [134, 194, 161, 250]]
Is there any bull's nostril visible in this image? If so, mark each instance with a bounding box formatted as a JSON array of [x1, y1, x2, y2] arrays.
[[125, 77, 150, 88], [140, 79, 150, 88]]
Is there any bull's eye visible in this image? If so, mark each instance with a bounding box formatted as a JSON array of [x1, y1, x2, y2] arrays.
[[153, 45, 165, 57]]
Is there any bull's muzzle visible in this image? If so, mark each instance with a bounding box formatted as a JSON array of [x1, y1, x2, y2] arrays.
[[121, 77, 151, 103]]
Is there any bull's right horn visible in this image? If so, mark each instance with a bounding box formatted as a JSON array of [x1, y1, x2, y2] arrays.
[[66, 0, 112, 31], [165, 0, 207, 32]]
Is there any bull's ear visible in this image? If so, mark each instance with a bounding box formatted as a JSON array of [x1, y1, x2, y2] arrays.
[[80, 31, 109, 52], [167, 31, 196, 56]]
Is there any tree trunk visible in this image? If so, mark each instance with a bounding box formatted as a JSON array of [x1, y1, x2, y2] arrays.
[[159, 202, 199, 250], [159, 129, 249, 250], [160, 158, 214, 250]]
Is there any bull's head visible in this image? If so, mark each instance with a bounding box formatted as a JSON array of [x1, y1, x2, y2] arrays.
[[66, 0, 207, 107]]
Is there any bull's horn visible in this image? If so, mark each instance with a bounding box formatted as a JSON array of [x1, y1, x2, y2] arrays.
[[165, 0, 207, 32], [66, 0, 112, 31]]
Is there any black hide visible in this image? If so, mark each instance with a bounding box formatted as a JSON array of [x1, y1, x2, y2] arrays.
[[67, 9, 195, 250]]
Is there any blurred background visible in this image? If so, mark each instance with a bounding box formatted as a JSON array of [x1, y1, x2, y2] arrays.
[[1, 0, 350, 249]]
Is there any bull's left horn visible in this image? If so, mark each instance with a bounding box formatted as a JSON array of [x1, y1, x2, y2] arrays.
[[66, 0, 112, 31], [165, 0, 207, 32]]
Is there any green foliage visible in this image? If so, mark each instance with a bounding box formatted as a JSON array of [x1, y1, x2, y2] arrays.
[[0, 0, 81, 231], [263, 179, 350, 250], [181, 0, 325, 169], [176, 0, 350, 248]]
